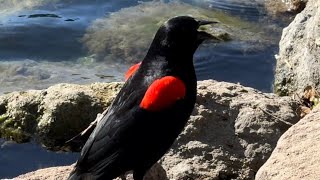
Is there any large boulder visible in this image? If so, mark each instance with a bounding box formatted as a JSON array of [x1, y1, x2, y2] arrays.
[[14, 80, 300, 179], [274, 0, 320, 96], [0, 82, 122, 148], [161, 80, 299, 179], [256, 107, 320, 180]]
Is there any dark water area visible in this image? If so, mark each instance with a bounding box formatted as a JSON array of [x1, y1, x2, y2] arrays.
[[0, 0, 288, 178], [196, 40, 278, 92], [0, 139, 78, 178]]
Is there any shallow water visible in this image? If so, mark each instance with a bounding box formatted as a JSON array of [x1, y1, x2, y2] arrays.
[[0, 0, 287, 178], [0, 0, 150, 94], [0, 139, 78, 178]]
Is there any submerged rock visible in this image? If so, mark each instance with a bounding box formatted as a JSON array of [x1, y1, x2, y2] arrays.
[[28, 14, 61, 18], [82, 1, 268, 62], [13, 80, 300, 179], [274, 0, 320, 96]]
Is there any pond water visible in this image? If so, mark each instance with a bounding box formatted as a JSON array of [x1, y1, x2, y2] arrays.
[[0, 0, 288, 178]]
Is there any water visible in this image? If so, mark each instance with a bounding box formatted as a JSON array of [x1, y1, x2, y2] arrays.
[[0, 139, 78, 178], [0, 0, 150, 94], [0, 0, 287, 178]]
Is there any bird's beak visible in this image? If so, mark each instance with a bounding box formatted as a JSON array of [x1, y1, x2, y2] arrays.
[[198, 20, 218, 26], [197, 20, 218, 42]]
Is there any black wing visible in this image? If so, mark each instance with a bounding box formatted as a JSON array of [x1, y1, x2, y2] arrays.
[[74, 78, 147, 177]]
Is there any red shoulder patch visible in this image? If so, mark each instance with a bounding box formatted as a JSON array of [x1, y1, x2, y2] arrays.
[[125, 62, 141, 80], [140, 76, 186, 112]]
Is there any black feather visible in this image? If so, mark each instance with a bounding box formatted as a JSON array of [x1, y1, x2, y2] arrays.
[[68, 16, 214, 180]]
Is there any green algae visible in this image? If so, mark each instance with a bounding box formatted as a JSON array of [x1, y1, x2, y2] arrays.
[[82, 1, 268, 62], [2, 117, 14, 128], [0, 127, 30, 143], [0, 114, 8, 123], [0, 94, 39, 143], [0, 114, 31, 143]]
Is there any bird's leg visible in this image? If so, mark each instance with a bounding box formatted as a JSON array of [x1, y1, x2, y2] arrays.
[[133, 171, 145, 180], [65, 108, 109, 144]]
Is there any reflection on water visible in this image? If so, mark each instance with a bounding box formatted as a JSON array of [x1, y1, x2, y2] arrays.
[[195, 41, 277, 92], [0, 0, 286, 178], [189, 0, 266, 20]]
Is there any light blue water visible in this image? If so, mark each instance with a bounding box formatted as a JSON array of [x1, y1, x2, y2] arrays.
[[0, 0, 288, 178]]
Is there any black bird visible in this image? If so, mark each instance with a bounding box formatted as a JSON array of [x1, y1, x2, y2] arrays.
[[68, 16, 216, 180]]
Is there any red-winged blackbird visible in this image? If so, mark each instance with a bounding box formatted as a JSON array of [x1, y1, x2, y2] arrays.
[[68, 16, 216, 180]]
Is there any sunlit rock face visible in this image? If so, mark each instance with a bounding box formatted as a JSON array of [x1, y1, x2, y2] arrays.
[[82, 1, 271, 63], [274, 0, 320, 96]]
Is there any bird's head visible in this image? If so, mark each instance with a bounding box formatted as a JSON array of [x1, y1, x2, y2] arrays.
[[146, 16, 217, 59]]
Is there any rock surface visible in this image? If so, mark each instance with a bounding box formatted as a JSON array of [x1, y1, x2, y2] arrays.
[[160, 80, 299, 179], [15, 163, 167, 180], [256, 107, 320, 180], [14, 80, 300, 179], [274, 0, 320, 96], [264, 0, 307, 15], [15, 165, 74, 180], [0, 82, 122, 148]]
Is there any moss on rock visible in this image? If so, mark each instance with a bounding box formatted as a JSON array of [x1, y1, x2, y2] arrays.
[[0, 127, 30, 143], [0, 82, 122, 149]]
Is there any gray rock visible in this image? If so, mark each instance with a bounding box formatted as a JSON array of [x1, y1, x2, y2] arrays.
[[256, 106, 320, 180], [15, 163, 167, 180], [274, 0, 320, 96], [264, 0, 307, 15], [14, 80, 300, 179], [0, 82, 122, 148], [15, 165, 74, 180], [161, 80, 299, 179]]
